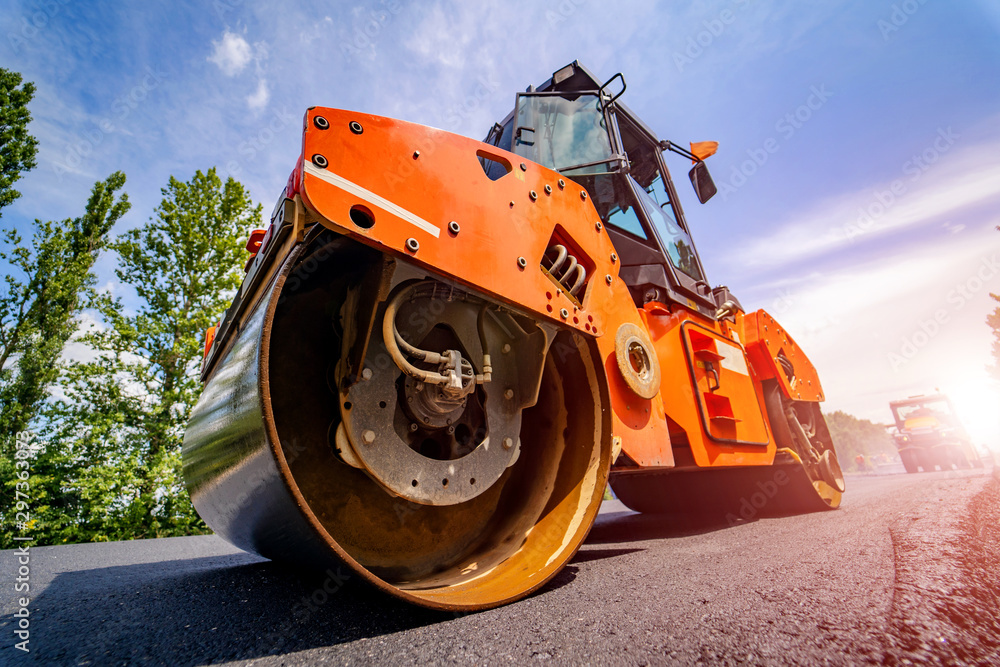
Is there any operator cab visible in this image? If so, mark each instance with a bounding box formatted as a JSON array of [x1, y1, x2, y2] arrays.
[[484, 61, 736, 317], [890, 394, 961, 431]]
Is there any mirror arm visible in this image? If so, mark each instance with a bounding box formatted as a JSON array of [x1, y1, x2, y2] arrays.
[[658, 140, 700, 163]]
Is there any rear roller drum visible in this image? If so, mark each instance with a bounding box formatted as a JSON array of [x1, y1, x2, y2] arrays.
[[186, 233, 610, 611]]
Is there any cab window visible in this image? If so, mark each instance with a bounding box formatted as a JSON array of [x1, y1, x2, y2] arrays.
[[513, 93, 616, 176], [633, 177, 704, 282], [607, 201, 647, 240]]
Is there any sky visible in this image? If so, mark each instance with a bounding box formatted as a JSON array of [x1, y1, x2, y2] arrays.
[[2, 0, 999, 447]]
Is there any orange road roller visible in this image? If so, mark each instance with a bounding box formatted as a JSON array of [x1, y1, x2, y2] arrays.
[[183, 61, 845, 611]]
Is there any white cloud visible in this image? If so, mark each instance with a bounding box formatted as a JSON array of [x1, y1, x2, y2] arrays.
[[246, 78, 269, 110], [404, 4, 483, 68], [747, 224, 1000, 445], [300, 16, 334, 45], [206, 30, 270, 112], [730, 137, 1000, 272], [59, 312, 105, 365], [208, 31, 253, 76]]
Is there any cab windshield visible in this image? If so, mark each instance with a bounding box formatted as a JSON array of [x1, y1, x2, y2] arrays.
[[632, 176, 704, 282], [514, 93, 616, 176], [893, 400, 956, 425]]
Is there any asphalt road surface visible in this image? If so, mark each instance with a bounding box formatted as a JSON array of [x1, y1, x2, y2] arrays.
[[3, 466, 999, 665]]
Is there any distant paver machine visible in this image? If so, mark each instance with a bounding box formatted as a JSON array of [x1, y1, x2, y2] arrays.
[[889, 393, 983, 473]]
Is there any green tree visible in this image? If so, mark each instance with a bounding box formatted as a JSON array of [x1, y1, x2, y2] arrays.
[[0, 173, 130, 440], [0, 67, 38, 214], [826, 410, 897, 471], [16, 169, 261, 545], [0, 174, 130, 547]]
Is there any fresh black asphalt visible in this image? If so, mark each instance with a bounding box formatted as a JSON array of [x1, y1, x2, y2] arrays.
[[2, 466, 998, 665]]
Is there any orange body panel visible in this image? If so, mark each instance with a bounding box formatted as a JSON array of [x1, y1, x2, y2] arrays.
[[681, 322, 770, 444], [298, 108, 673, 468], [641, 304, 777, 468], [743, 310, 824, 402]]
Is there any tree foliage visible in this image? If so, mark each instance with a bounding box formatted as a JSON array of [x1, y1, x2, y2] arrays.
[[0, 67, 38, 214], [826, 410, 897, 470], [3, 169, 261, 547], [0, 173, 130, 440], [0, 174, 130, 546]]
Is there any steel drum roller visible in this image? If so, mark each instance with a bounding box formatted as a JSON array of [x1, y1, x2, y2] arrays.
[[183, 235, 611, 610]]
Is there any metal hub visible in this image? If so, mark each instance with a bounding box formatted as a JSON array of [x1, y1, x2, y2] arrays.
[[337, 281, 532, 506], [614, 322, 661, 399], [403, 373, 469, 429]]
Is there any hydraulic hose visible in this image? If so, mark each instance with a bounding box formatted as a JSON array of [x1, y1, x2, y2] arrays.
[[382, 282, 487, 388]]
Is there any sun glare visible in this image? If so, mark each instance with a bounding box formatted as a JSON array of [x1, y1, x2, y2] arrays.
[[940, 375, 1000, 451]]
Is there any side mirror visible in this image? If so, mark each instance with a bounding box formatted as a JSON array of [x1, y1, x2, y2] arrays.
[[689, 161, 717, 204]]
